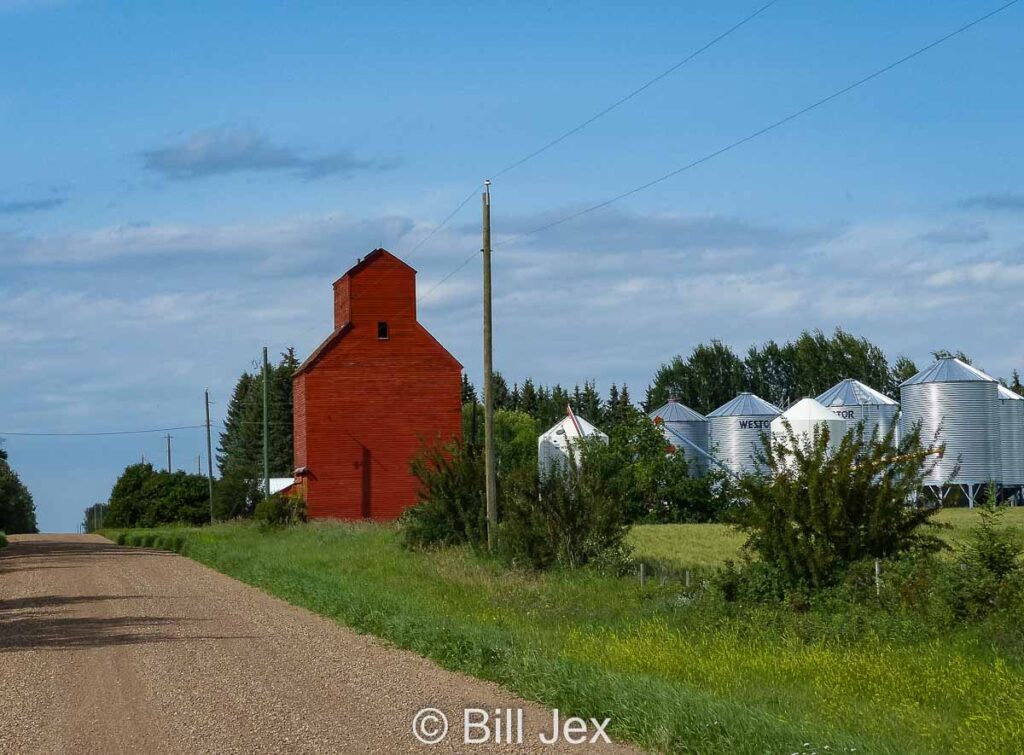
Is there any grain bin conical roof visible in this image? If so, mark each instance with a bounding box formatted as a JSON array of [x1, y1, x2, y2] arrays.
[[707, 392, 781, 418], [816, 378, 897, 407], [648, 399, 706, 423], [998, 384, 1024, 401], [900, 357, 996, 386], [777, 397, 846, 422]]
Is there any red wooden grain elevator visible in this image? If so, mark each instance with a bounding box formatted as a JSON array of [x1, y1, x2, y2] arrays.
[[292, 248, 463, 520]]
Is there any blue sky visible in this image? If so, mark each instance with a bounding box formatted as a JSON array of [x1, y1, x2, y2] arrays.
[[2, 0, 1023, 531]]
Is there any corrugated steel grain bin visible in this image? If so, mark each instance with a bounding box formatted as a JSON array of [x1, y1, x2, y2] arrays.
[[649, 399, 708, 475], [816, 378, 899, 442], [899, 358, 1000, 487], [707, 392, 782, 476]]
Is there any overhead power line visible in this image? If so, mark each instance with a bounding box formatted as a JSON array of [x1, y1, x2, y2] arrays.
[[491, 0, 782, 180], [495, 0, 1020, 248], [403, 0, 780, 256], [0, 424, 208, 437]]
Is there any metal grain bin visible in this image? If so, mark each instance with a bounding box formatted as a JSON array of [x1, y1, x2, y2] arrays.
[[707, 392, 782, 476], [649, 399, 708, 475], [899, 358, 1001, 487], [538, 409, 608, 478], [997, 384, 1024, 487], [815, 378, 899, 441]]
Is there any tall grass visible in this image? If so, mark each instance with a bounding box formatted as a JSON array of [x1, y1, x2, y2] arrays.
[[108, 521, 1024, 754], [630, 507, 1024, 568]]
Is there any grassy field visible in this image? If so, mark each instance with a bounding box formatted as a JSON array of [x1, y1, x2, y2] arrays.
[[630, 506, 1024, 567], [107, 517, 1024, 754]]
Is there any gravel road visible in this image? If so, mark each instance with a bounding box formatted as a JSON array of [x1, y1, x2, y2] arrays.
[[0, 534, 634, 754]]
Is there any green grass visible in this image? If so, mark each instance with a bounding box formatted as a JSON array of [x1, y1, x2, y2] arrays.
[[106, 519, 1024, 754], [630, 506, 1024, 568]]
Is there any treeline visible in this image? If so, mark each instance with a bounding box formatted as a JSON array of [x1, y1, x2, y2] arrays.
[[645, 329, 921, 415], [101, 350, 299, 529], [215, 349, 298, 518], [103, 464, 209, 528], [463, 375, 638, 432], [0, 443, 38, 535]]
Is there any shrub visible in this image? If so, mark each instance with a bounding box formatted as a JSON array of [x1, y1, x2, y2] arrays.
[[733, 421, 946, 589], [0, 531, 7, 549], [585, 412, 735, 524], [501, 441, 631, 570], [213, 466, 262, 520], [402, 438, 487, 550], [253, 493, 307, 528], [938, 490, 1023, 620]]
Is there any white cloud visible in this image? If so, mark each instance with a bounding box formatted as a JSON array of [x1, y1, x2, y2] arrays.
[[925, 262, 1024, 288], [142, 127, 396, 181]]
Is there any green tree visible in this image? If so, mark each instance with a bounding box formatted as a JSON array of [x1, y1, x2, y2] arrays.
[[744, 340, 797, 409], [106, 463, 211, 528], [216, 350, 300, 516], [647, 340, 746, 414], [889, 356, 919, 394], [105, 462, 158, 527], [0, 443, 39, 534], [460, 374, 477, 404], [82, 502, 109, 533], [1010, 370, 1023, 397], [932, 349, 971, 363], [574, 380, 602, 423]]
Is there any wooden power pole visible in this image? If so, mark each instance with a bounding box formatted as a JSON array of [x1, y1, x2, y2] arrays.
[[165, 433, 172, 473], [262, 346, 270, 500], [205, 389, 215, 521], [482, 180, 498, 551]]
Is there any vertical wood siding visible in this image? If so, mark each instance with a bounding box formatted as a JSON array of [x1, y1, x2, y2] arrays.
[[294, 250, 462, 521]]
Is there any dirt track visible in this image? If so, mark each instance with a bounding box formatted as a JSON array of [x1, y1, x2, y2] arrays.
[[0, 534, 632, 754]]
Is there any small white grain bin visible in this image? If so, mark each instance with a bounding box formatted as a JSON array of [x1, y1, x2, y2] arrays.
[[538, 407, 608, 477], [770, 397, 849, 463]]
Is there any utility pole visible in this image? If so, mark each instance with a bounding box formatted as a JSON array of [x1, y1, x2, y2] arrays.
[[197, 455, 202, 475], [165, 434, 173, 473], [262, 346, 270, 501], [205, 389, 215, 521], [482, 180, 497, 551]]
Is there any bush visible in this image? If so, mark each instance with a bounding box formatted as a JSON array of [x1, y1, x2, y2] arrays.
[[733, 421, 946, 589], [938, 491, 1023, 620], [501, 441, 631, 570], [213, 466, 261, 520], [586, 411, 735, 524], [402, 438, 487, 550], [105, 463, 211, 528], [253, 493, 307, 528], [0, 531, 7, 549]]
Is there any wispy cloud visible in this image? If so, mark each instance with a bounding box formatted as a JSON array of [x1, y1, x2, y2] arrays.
[[142, 127, 395, 181], [919, 221, 989, 245], [958, 193, 1024, 211], [2, 213, 413, 268], [0, 196, 66, 215]]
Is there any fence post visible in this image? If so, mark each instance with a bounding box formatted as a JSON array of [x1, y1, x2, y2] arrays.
[[639, 563, 646, 588], [685, 569, 692, 588], [874, 558, 881, 597]]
